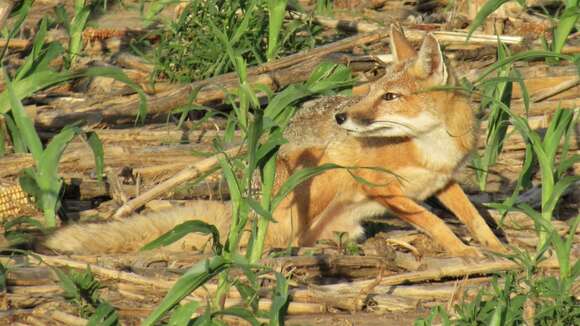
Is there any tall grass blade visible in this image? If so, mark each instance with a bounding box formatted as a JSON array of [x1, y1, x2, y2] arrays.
[[16, 17, 50, 80], [0, 0, 33, 61], [3, 114, 26, 153], [466, 0, 511, 40], [142, 256, 230, 326], [168, 301, 200, 326], [558, 154, 580, 176], [269, 272, 289, 326], [552, 3, 579, 55], [86, 132, 104, 182], [87, 302, 119, 326], [230, 0, 258, 45], [271, 163, 343, 209], [475, 50, 575, 85], [543, 109, 574, 163], [0, 67, 148, 121], [267, 0, 288, 60], [141, 220, 223, 254], [0, 70, 75, 114], [0, 121, 5, 156], [40, 125, 80, 181], [475, 41, 513, 190], [214, 307, 260, 326], [3, 72, 43, 161], [68, 4, 90, 66], [142, 0, 176, 26], [544, 176, 580, 215]]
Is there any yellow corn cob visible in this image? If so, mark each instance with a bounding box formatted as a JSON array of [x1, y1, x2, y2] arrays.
[[0, 184, 37, 221]]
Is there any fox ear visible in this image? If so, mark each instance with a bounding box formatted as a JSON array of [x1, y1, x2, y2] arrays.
[[389, 25, 417, 62], [413, 33, 448, 84]]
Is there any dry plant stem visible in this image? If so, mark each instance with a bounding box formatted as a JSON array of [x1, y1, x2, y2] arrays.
[[106, 168, 129, 205], [379, 280, 487, 301], [115, 53, 154, 73], [514, 76, 579, 101], [0, 309, 35, 320], [49, 311, 87, 326], [316, 257, 561, 293], [79, 128, 233, 145], [37, 254, 174, 289], [8, 285, 63, 295], [134, 162, 198, 177], [0, 38, 28, 49], [27, 316, 51, 326], [8, 294, 60, 310], [117, 292, 326, 315], [0, 0, 14, 31], [113, 146, 245, 218], [367, 294, 418, 313], [532, 78, 580, 102], [261, 254, 399, 271], [218, 297, 326, 314], [512, 98, 579, 115], [303, 14, 524, 45]]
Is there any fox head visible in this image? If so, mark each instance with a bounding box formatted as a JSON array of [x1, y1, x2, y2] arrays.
[[335, 25, 460, 138]]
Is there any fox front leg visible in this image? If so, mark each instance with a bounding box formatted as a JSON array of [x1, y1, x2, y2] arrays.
[[436, 181, 506, 253], [369, 184, 483, 257]]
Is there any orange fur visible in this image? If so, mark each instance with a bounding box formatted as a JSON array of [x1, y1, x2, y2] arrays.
[[43, 26, 505, 256]]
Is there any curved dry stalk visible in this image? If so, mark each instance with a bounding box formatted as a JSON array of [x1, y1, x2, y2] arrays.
[[113, 146, 245, 218]]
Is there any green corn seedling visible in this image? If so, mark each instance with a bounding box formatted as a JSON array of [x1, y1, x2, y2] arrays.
[[471, 41, 514, 191], [5, 73, 104, 228]]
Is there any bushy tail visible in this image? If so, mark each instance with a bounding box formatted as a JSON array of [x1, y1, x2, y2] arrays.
[[42, 201, 231, 254]]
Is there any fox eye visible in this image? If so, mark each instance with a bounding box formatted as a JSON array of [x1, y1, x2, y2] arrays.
[[382, 92, 400, 101]]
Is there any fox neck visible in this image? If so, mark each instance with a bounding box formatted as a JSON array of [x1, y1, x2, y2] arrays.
[[414, 96, 475, 172]]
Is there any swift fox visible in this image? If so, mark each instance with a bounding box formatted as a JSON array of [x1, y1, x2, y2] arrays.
[[43, 26, 505, 256]]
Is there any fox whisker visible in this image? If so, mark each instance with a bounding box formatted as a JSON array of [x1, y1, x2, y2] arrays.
[[373, 120, 415, 131]]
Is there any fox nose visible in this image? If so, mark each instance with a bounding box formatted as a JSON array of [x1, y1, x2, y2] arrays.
[[335, 112, 347, 125]]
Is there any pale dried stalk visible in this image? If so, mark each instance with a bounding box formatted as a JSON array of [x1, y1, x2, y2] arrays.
[[7, 285, 63, 295], [0, 38, 29, 48], [316, 257, 560, 293], [37, 255, 174, 289], [532, 78, 580, 102], [222, 297, 326, 314], [0, 0, 14, 30], [49, 311, 87, 326], [301, 13, 524, 45], [113, 146, 244, 218]]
